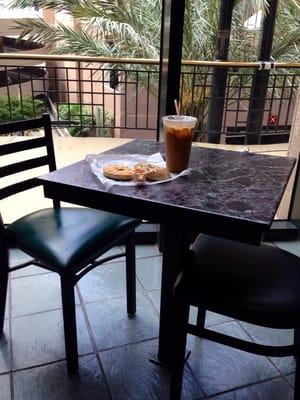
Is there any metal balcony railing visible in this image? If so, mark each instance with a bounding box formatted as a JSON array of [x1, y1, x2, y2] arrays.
[[0, 53, 299, 144]]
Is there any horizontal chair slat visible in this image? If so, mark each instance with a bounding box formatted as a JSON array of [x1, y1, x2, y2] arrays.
[[0, 177, 38, 200], [0, 156, 49, 178], [0, 137, 47, 156], [0, 117, 47, 135]]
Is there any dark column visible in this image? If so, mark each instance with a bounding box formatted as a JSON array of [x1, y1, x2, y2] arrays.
[[206, 0, 235, 143], [289, 159, 300, 233], [0, 37, 4, 53], [157, 0, 186, 141], [246, 0, 279, 144]]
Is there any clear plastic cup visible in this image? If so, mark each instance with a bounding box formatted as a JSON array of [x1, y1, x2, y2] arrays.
[[162, 115, 198, 173]]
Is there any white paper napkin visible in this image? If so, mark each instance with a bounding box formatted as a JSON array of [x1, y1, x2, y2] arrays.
[[86, 152, 191, 190]]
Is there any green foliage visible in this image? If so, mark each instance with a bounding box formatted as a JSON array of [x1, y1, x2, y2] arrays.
[[0, 96, 45, 123], [58, 103, 93, 136], [9, 0, 300, 62], [8, 0, 299, 139], [94, 106, 114, 137], [58, 103, 113, 137]]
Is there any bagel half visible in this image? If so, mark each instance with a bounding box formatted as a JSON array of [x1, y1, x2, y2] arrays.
[[103, 164, 133, 181]]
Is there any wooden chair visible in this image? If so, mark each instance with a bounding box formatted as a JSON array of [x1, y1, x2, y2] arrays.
[[169, 232, 300, 399], [0, 114, 140, 373]]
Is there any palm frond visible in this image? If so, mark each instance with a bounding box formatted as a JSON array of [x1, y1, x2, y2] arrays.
[[235, 0, 269, 20], [7, 0, 300, 63], [87, 17, 159, 57], [55, 25, 117, 56], [11, 18, 66, 46]]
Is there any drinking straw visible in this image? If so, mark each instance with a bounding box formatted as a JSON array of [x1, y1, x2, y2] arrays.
[[174, 99, 180, 116]]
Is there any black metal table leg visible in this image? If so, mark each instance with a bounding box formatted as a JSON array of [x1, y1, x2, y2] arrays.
[[157, 224, 190, 366]]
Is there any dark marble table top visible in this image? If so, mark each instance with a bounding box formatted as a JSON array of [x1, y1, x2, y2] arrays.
[[39, 140, 295, 244]]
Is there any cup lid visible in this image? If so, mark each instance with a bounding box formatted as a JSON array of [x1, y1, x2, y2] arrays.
[[162, 115, 197, 127]]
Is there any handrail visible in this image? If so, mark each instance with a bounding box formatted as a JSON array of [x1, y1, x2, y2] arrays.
[[0, 53, 158, 65], [0, 52, 299, 69]]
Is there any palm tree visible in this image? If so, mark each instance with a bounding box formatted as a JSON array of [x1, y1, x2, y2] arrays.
[[8, 0, 299, 62], [7, 0, 300, 138]]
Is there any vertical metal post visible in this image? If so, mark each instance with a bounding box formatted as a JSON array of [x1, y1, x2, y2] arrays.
[[157, 0, 186, 141], [206, 0, 235, 143], [0, 37, 4, 53], [246, 0, 279, 144]]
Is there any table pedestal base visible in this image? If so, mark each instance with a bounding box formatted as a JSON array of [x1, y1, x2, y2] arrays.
[[149, 350, 191, 369]]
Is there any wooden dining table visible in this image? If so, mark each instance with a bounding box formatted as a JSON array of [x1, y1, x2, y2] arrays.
[[37, 139, 295, 366]]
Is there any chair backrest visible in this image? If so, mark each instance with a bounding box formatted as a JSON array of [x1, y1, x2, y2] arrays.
[[0, 113, 59, 208]]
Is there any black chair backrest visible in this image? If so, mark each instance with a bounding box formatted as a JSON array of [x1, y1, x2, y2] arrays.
[[0, 113, 58, 207]]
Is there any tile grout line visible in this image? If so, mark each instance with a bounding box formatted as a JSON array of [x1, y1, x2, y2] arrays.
[[98, 336, 159, 355], [248, 374, 293, 396], [236, 319, 295, 383], [10, 270, 52, 280], [185, 361, 208, 399], [190, 318, 294, 398], [8, 250, 161, 282], [75, 284, 114, 400], [8, 246, 296, 399], [205, 375, 289, 400], [8, 293, 159, 352], [9, 291, 144, 320], [144, 291, 160, 317], [281, 374, 295, 390], [4, 353, 93, 374]]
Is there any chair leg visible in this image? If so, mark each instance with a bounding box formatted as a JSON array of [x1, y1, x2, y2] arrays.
[[158, 225, 164, 253], [294, 328, 300, 399], [60, 276, 79, 373], [196, 307, 206, 329], [125, 232, 136, 317], [169, 302, 190, 400], [0, 244, 9, 334]]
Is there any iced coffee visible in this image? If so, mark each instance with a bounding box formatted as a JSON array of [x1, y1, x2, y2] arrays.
[[162, 115, 197, 173]]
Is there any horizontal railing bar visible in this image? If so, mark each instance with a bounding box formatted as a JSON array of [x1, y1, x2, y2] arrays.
[[0, 53, 158, 65], [182, 60, 300, 68], [0, 53, 299, 69]]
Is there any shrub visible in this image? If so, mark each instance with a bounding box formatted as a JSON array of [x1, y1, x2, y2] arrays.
[[58, 103, 114, 137], [0, 96, 45, 123], [94, 106, 114, 137], [58, 103, 93, 137]]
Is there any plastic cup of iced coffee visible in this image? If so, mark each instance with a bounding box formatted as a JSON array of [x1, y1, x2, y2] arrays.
[[162, 115, 197, 173]]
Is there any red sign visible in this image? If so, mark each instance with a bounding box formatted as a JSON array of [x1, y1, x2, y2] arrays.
[[268, 115, 277, 125]]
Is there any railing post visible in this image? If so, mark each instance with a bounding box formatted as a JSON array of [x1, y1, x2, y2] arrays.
[[287, 88, 300, 233], [246, 0, 279, 145], [206, 0, 235, 144], [157, 0, 186, 141]]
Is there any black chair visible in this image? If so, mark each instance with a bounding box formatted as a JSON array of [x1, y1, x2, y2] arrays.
[[170, 233, 300, 399], [0, 114, 140, 373]]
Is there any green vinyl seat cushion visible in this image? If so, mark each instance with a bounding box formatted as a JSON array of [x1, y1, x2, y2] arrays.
[[6, 208, 139, 271]]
